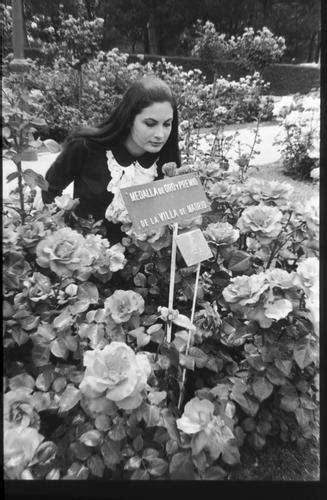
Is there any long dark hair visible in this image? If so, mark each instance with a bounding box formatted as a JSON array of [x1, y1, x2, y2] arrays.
[[69, 75, 180, 168]]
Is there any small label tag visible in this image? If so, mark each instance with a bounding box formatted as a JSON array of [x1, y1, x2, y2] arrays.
[[176, 228, 213, 267]]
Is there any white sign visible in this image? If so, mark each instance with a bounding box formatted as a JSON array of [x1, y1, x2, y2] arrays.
[[176, 228, 213, 267]]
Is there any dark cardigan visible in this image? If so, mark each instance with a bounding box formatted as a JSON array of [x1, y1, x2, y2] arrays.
[[41, 138, 164, 243]]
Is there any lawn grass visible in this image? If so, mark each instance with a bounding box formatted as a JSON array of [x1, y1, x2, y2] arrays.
[[230, 438, 319, 481]]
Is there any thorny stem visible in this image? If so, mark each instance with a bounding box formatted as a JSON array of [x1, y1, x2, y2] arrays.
[[15, 158, 26, 223], [266, 222, 306, 269], [240, 116, 261, 182]]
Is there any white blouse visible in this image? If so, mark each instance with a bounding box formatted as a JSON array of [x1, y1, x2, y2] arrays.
[[105, 150, 158, 225]]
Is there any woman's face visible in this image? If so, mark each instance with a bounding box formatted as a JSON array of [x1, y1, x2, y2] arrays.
[[125, 101, 174, 156]]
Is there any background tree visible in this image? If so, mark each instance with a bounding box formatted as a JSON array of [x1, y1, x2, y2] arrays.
[[2, 0, 321, 62]]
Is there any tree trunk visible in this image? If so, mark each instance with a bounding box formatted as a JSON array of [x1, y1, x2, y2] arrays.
[[314, 31, 321, 63], [147, 9, 159, 54], [307, 32, 317, 62], [143, 25, 149, 53]]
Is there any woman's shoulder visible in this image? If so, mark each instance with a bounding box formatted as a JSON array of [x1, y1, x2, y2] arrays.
[[65, 136, 106, 156]]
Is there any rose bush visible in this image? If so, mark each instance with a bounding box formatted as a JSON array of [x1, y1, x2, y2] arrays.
[[273, 92, 320, 180], [3, 74, 319, 480]]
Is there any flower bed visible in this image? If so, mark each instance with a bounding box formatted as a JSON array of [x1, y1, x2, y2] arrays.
[[3, 149, 319, 479]]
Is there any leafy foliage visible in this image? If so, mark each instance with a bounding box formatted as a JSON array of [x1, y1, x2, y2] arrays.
[[192, 22, 286, 72], [3, 48, 318, 481], [273, 93, 320, 180], [3, 48, 273, 142]]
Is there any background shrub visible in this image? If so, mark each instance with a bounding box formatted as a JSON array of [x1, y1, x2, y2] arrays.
[[3, 49, 273, 141]]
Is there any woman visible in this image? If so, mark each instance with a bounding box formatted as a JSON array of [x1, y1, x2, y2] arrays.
[[41, 76, 181, 244]]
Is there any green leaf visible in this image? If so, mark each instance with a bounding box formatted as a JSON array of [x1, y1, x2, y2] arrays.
[[148, 324, 165, 343], [275, 359, 293, 377], [143, 404, 162, 427], [280, 395, 299, 413], [142, 314, 159, 326], [6, 171, 19, 183], [128, 327, 150, 348], [242, 417, 256, 433], [134, 272, 147, 287], [63, 335, 78, 352], [3, 126, 11, 139], [161, 408, 181, 444], [12, 328, 29, 346], [203, 465, 227, 480], [101, 438, 121, 468], [52, 376, 67, 393], [159, 343, 179, 368], [94, 415, 111, 432], [221, 442, 240, 465], [9, 373, 35, 391], [35, 370, 54, 392], [132, 434, 144, 452], [108, 421, 127, 441], [22, 168, 49, 189], [179, 353, 195, 370], [295, 407, 312, 427], [30, 117, 47, 127], [299, 395, 316, 410], [191, 430, 211, 457], [247, 353, 266, 371], [80, 430, 102, 447], [64, 462, 89, 480], [234, 425, 246, 447], [256, 421, 272, 436], [77, 282, 99, 304], [252, 376, 274, 402], [35, 323, 56, 342], [266, 366, 287, 386], [205, 356, 222, 373], [147, 323, 162, 334], [247, 305, 273, 329], [147, 457, 168, 477], [69, 441, 92, 462], [230, 391, 259, 417], [50, 338, 68, 359], [166, 439, 179, 455], [153, 427, 169, 444], [148, 390, 167, 405], [142, 448, 160, 460], [293, 341, 314, 369], [253, 432, 266, 450], [32, 344, 50, 367], [3, 301, 14, 318], [228, 250, 252, 273], [169, 452, 195, 480], [21, 149, 38, 162], [87, 455, 105, 478], [188, 346, 208, 368], [221, 322, 252, 347], [58, 384, 81, 413], [69, 299, 91, 315], [53, 310, 73, 330], [124, 456, 142, 471], [43, 138, 61, 153], [32, 391, 51, 412], [130, 469, 150, 480], [173, 313, 195, 331]]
